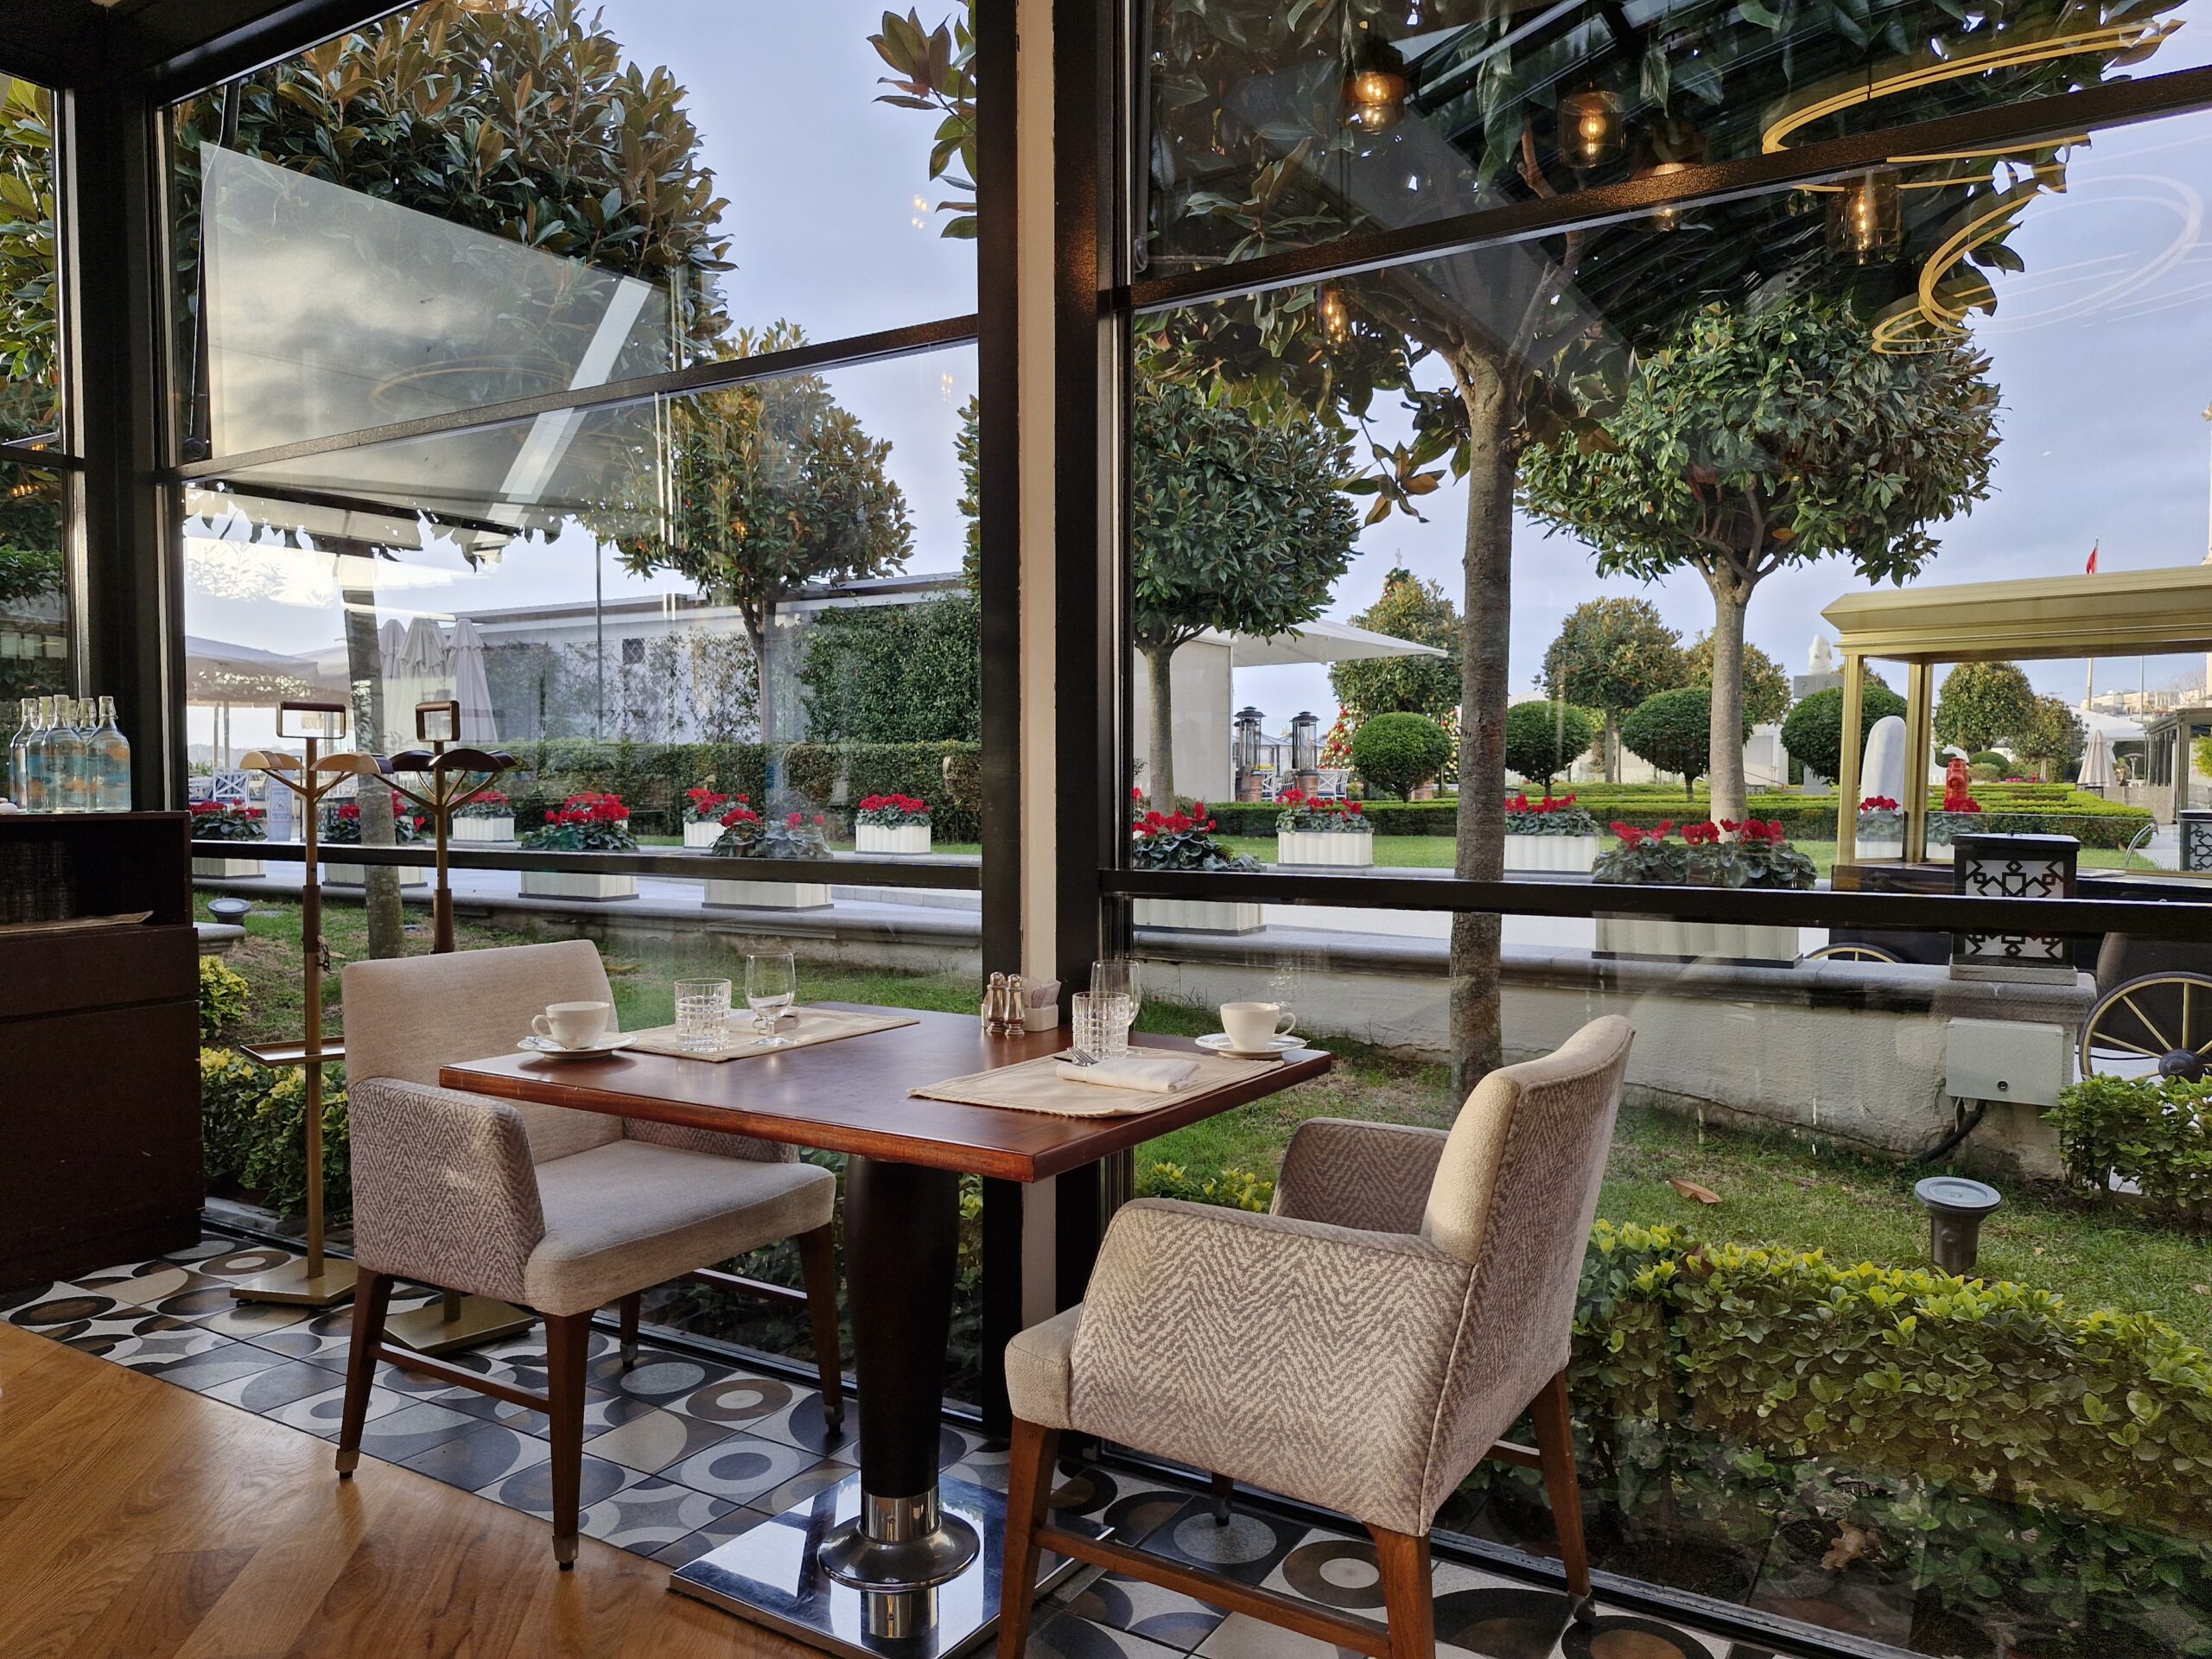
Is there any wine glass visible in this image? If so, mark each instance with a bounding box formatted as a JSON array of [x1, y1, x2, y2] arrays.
[[1090, 959, 1139, 1058], [745, 950, 798, 1046]]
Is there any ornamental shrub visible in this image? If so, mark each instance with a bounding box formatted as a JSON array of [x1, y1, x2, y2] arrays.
[[200, 1047, 351, 1224], [711, 803, 833, 861], [1503, 700, 1601, 795], [1141, 1160, 1274, 1211], [1129, 791, 1257, 872], [518, 791, 638, 853], [197, 955, 249, 1039], [2050, 1072, 2212, 1219], [1780, 682, 1909, 782], [1620, 686, 1750, 800], [1970, 748, 2012, 771], [1350, 712, 1452, 800], [188, 799, 268, 842], [452, 788, 509, 820]]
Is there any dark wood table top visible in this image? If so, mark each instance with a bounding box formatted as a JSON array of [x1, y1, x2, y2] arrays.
[[438, 1003, 1331, 1182]]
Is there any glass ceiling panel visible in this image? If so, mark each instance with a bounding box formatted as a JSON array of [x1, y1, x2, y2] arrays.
[[1141, 0, 2211, 277], [200, 145, 677, 459]]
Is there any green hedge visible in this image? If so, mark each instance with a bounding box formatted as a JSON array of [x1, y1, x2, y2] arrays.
[[501, 740, 985, 842], [200, 1047, 351, 1224], [198, 956, 248, 1040]]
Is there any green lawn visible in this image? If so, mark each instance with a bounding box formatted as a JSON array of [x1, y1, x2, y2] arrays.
[[201, 893, 2212, 1349], [1224, 833, 2155, 880]]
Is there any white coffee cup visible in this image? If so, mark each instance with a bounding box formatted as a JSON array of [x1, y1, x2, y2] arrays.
[[1221, 1001, 1294, 1053], [532, 1001, 611, 1049]]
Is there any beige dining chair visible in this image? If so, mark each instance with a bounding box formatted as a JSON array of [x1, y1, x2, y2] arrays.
[[997, 1015, 1634, 1659], [334, 939, 842, 1565]]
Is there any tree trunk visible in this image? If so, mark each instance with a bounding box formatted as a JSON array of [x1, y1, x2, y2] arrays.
[[1604, 711, 1621, 784], [1449, 354, 1511, 1104], [339, 573, 405, 962], [1703, 575, 1753, 825], [1141, 641, 1180, 807]]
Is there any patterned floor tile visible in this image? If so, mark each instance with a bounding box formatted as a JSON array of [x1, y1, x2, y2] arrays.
[[264, 1382, 406, 1440], [1061, 1568, 1231, 1652], [346, 1400, 480, 1463], [664, 1433, 827, 1504], [730, 1383, 858, 1459], [590, 1346, 734, 1405], [9, 1290, 145, 1331], [200, 1358, 349, 1415], [582, 1407, 740, 1475], [479, 1452, 639, 1519], [143, 1341, 296, 1395], [67, 1262, 224, 1306], [239, 1306, 359, 1363], [161, 1236, 238, 1265], [1554, 1609, 1723, 1659], [188, 1245, 302, 1281], [578, 1477, 735, 1550], [400, 1421, 550, 1491], [142, 1283, 265, 1324], [73, 1317, 232, 1372], [649, 1504, 773, 1569], [1138, 1500, 1306, 1589], [743, 1459, 852, 1516], [0, 1280, 59, 1317], [186, 1299, 315, 1340], [1033, 1611, 1188, 1659]]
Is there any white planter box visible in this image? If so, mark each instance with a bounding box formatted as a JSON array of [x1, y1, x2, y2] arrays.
[[857, 822, 932, 855], [453, 816, 514, 843], [683, 820, 724, 849], [1595, 915, 1801, 965], [1276, 830, 1373, 868], [1503, 835, 1600, 874], [1135, 898, 1265, 935], [704, 878, 834, 910], [321, 861, 428, 889], [193, 855, 264, 879], [519, 871, 637, 902]]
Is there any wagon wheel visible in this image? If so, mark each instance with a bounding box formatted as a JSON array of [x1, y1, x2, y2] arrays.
[[2079, 971, 2212, 1080], [1799, 943, 1903, 963]]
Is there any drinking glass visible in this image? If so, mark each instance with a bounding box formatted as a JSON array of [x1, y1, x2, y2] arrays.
[[1090, 959, 1137, 1058], [1266, 962, 1300, 1039], [1070, 993, 1103, 1059], [745, 950, 799, 1046], [674, 977, 732, 1053]]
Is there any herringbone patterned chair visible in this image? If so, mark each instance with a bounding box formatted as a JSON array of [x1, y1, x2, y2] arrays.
[[334, 940, 843, 1566], [997, 1016, 1634, 1659]]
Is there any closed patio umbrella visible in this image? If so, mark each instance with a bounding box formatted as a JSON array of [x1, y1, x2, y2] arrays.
[[378, 619, 405, 686], [392, 615, 452, 740], [2079, 726, 2116, 792], [448, 617, 498, 742]]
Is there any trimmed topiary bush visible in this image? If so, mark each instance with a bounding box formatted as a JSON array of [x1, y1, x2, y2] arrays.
[[2050, 1072, 2212, 1220], [1503, 700, 1602, 796], [1620, 686, 1749, 799], [1351, 712, 1452, 800], [1781, 682, 1909, 783]]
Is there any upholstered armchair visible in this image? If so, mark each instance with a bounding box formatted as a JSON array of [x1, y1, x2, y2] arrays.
[[999, 1016, 1634, 1659], [334, 940, 842, 1565]]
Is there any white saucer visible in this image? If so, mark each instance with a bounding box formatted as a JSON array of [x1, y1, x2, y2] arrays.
[[1196, 1033, 1298, 1059], [517, 1033, 635, 1060]]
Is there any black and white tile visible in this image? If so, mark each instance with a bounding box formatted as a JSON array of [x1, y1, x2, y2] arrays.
[[664, 1433, 827, 1504], [578, 1476, 735, 1551]]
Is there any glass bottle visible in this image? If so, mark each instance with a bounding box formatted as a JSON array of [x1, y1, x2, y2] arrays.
[[89, 696, 130, 812], [22, 695, 52, 812], [6, 696, 31, 807], [49, 696, 88, 813]]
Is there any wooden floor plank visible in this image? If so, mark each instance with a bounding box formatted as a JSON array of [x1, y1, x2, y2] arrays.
[[0, 1326, 818, 1659]]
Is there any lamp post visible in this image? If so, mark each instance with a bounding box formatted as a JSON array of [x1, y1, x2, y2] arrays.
[[232, 701, 380, 1308]]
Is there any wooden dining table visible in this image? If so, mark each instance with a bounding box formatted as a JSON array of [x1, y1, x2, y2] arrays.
[[441, 1003, 1331, 1659]]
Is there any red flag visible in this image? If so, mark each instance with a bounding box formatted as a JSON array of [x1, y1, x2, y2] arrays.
[[2086, 542, 2100, 574]]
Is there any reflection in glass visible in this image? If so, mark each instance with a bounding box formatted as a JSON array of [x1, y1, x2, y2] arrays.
[[0, 76, 58, 442], [0, 465, 67, 703]]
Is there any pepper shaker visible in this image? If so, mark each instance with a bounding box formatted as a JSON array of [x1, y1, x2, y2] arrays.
[[982, 971, 1008, 1033], [1001, 975, 1025, 1039]]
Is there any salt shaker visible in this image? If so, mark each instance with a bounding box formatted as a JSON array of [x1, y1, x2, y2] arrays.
[[1001, 975, 1026, 1038], [982, 971, 1008, 1033]]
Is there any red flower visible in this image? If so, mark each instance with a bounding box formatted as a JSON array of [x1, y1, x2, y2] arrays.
[[1860, 796, 1899, 812], [787, 811, 804, 828], [813, 814, 825, 825], [1347, 802, 1363, 815], [1131, 786, 1144, 803]]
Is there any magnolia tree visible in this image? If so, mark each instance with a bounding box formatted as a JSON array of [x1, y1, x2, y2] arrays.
[[1688, 632, 1789, 728], [1522, 295, 1999, 826], [1935, 661, 2040, 754], [2016, 694, 2087, 780], [1328, 565, 1462, 721]]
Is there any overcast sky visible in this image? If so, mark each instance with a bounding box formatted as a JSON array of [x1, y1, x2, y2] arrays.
[[184, 2, 2212, 745]]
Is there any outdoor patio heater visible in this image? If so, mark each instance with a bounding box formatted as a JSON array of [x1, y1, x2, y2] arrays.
[[1291, 709, 1321, 791], [1235, 706, 1264, 800]]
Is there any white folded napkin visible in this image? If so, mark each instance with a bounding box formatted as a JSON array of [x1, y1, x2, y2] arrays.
[[1053, 1055, 1201, 1093]]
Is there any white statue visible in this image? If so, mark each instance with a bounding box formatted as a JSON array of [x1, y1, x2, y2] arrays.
[[1861, 714, 1908, 804], [1808, 636, 1835, 675]]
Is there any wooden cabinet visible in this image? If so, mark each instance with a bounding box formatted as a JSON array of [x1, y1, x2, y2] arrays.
[[0, 812, 201, 1288]]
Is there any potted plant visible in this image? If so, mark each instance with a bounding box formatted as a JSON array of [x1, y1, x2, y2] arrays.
[[1592, 818, 1815, 963], [321, 796, 429, 889], [1131, 791, 1263, 934], [1503, 791, 1602, 874], [682, 786, 735, 849], [703, 804, 835, 910], [855, 792, 932, 855], [189, 798, 269, 879], [1855, 795, 1904, 858], [451, 787, 514, 844], [1274, 787, 1372, 868], [518, 791, 638, 901]]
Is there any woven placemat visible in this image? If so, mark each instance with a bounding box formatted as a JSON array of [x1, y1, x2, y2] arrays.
[[626, 1006, 919, 1063], [909, 1049, 1281, 1117]]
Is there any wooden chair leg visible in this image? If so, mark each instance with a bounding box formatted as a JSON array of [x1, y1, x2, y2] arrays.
[[796, 1224, 845, 1430], [996, 1417, 1060, 1657], [1530, 1368, 1594, 1624], [1209, 1471, 1235, 1526], [617, 1292, 640, 1370], [544, 1310, 593, 1568], [1368, 1526, 1435, 1659], [334, 1269, 394, 1478]]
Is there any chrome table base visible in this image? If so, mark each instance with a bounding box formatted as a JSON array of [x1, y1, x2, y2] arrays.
[[672, 1471, 1105, 1659], [817, 1488, 982, 1592]]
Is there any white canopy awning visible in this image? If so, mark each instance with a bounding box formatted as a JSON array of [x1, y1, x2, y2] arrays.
[[1208, 617, 1448, 668]]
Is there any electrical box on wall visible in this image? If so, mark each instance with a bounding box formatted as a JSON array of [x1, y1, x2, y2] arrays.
[[1945, 1018, 2069, 1108]]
